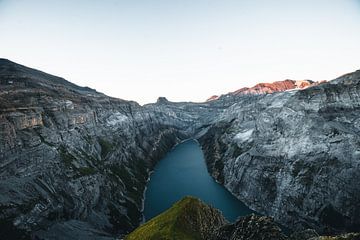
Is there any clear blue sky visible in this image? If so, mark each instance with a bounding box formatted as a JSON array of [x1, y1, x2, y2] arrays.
[[0, 0, 359, 104]]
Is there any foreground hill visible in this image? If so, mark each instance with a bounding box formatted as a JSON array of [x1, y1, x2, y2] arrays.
[[125, 196, 226, 240], [126, 197, 360, 240]]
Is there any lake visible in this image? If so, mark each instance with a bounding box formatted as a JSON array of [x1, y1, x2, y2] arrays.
[[143, 139, 253, 222]]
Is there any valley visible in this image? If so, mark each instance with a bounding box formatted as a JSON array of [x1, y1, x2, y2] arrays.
[[0, 59, 359, 239]]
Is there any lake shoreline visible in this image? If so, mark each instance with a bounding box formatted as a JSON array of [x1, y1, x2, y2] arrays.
[[143, 139, 254, 222]]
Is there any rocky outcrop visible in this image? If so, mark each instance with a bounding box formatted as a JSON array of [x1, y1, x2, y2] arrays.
[[1, 58, 360, 239], [212, 214, 287, 240]]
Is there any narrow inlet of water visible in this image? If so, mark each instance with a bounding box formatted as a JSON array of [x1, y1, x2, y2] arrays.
[[144, 139, 254, 221]]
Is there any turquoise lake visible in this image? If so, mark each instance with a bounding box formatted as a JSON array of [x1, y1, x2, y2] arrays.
[[143, 139, 253, 221]]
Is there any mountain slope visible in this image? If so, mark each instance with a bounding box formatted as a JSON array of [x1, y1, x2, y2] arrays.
[[125, 197, 226, 240], [127, 197, 359, 240], [0, 58, 98, 95]]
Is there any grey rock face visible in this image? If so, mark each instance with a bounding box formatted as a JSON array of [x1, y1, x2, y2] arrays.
[[290, 229, 319, 240], [1, 58, 360, 238], [212, 214, 288, 240], [199, 70, 360, 234], [0, 59, 215, 239]]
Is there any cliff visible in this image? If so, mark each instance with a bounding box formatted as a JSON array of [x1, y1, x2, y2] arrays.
[[199, 70, 360, 234]]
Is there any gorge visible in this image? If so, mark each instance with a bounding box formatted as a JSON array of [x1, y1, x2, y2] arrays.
[[0, 59, 360, 239], [143, 139, 253, 222]]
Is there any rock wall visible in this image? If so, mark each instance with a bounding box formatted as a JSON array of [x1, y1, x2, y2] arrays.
[[199, 70, 360, 234]]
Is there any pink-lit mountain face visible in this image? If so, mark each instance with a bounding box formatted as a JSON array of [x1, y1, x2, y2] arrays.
[[207, 79, 326, 101]]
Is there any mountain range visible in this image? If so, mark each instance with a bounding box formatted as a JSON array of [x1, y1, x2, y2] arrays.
[[0, 59, 359, 239]]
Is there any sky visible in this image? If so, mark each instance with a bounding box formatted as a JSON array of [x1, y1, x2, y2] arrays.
[[0, 0, 359, 104]]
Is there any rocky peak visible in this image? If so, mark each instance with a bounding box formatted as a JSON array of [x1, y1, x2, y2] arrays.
[[156, 96, 170, 104], [206, 95, 220, 101], [207, 79, 324, 101]]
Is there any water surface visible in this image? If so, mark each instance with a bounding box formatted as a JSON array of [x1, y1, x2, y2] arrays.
[[144, 139, 253, 221]]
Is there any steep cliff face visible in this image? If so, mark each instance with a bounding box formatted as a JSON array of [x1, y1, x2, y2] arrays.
[[1, 59, 360, 239], [199, 70, 360, 234]]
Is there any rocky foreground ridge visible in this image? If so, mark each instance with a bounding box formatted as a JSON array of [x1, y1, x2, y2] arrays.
[[0, 59, 359, 239], [126, 196, 360, 240]]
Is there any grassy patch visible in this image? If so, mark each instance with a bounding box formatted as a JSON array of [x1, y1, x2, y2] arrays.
[[125, 197, 212, 240], [109, 164, 143, 201], [79, 149, 100, 166], [59, 145, 76, 167], [78, 167, 97, 176], [98, 138, 114, 157], [318, 233, 360, 240]]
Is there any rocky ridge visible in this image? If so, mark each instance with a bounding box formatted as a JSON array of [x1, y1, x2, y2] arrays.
[[125, 196, 227, 240], [126, 196, 360, 240], [0, 59, 359, 239], [207, 79, 324, 101]]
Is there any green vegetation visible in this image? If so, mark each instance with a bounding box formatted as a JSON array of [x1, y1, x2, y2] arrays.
[[98, 138, 114, 157], [317, 233, 360, 240], [79, 149, 101, 167], [110, 164, 132, 185], [37, 132, 55, 147], [59, 145, 76, 167], [59, 146, 98, 176], [125, 197, 217, 240], [109, 164, 143, 201], [78, 167, 97, 176]]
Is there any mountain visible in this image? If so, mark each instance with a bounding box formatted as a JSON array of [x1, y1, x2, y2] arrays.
[[207, 79, 324, 101], [125, 196, 226, 240], [0, 59, 360, 239]]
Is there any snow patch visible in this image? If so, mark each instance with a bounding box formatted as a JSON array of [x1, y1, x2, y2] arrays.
[[234, 129, 254, 143], [65, 100, 74, 109]]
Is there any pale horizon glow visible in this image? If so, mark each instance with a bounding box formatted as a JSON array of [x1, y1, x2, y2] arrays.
[[0, 0, 360, 104]]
